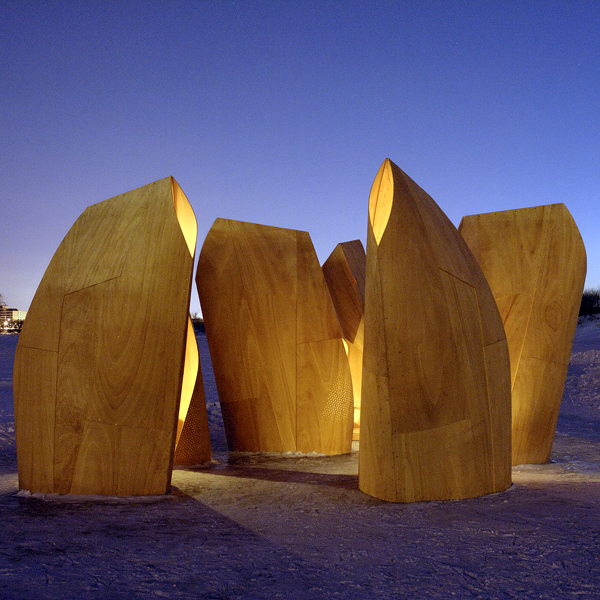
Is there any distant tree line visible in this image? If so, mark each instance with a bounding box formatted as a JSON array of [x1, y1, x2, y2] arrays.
[[580, 288, 600, 316], [191, 313, 205, 332]]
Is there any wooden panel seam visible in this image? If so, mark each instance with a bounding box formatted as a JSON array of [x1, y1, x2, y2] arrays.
[[63, 275, 122, 297], [437, 266, 476, 290]]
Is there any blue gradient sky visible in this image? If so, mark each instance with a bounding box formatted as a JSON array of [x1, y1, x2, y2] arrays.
[[2, 1, 599, 315]]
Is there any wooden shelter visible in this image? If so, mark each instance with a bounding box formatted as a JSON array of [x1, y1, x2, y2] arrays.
[[14, 177, 210, 495], [322, 240, 366, 440], [196, 218, 354, 454], [359, 159, 512, 502], [459, 204, 586, 465]]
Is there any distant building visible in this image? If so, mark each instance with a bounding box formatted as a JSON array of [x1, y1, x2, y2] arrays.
[[0, 306, 26, 330]]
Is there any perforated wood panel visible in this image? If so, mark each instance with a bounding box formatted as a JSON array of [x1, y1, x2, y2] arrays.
[[322, 240, 366, 440], [196, 219, 353, 455]]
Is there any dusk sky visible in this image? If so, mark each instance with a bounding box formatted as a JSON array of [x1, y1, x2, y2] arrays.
[[2, 1, 599, 316]]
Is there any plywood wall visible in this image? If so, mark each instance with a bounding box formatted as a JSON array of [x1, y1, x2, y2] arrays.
[[197, 219, 353, 455], [14, 177, 205, 495], [359, 159, 512, 502], [460, 204, 586, 465]]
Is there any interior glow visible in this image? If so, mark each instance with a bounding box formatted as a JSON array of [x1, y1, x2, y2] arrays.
[[177, 317, 199, 446], [369, 159, 394, 246], [172, 178, 197, 257]]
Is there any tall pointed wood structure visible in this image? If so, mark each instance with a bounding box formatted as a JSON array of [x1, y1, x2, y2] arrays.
[[196, 218, 354, 455], [322, 240, 366, 440], [359, 159, 512, 503], [14, 177, 209, 495], [459, 204, 586, 465]]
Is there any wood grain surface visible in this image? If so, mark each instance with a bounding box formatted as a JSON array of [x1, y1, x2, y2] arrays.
[[14, 177, 201, 495], [322, 240, 366, 440], [359, 158, 512, 502], [459, 204, 586, 464], [173, 318, 212, 466], [196, 218, 353, 454]]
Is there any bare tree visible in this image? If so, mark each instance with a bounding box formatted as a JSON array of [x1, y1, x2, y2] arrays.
[[0, 292, 6, 306]]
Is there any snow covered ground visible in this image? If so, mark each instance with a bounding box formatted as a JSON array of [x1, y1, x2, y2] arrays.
[[1, 319, 600, 599]]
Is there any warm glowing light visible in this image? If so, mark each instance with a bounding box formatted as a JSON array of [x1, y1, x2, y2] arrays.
[[177, 317, 199, 445], [369, 158, 394, 245], [172, 178, 197, 257]]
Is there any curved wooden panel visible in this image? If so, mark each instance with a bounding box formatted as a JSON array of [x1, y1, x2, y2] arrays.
[[14, 177, 200, 495], [173, 317, 212, 466], [196, 218, 353, 454], [459, 204, 586, 465], [359, 159, 511, 502], [322, 240, 366, 440]]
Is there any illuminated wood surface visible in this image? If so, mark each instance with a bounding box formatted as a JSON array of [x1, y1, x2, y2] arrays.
[[14, 177, 199, 495], [322, 240, 366, 440], [459, 204, 586, 465], [173, 318, 212, 466], [196, 218, 354, 454], [359, 158, 512, 503]]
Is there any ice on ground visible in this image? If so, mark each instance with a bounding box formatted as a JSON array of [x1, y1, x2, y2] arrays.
[[0, 323, 599, 599]]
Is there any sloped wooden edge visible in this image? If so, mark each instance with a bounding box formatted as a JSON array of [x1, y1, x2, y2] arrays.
[[459, 204, 586, 465], [15, 177, 202, 495], [322, 240, 366, 441], [359, 158, 511, 502], [197, 218, 353, 455]]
